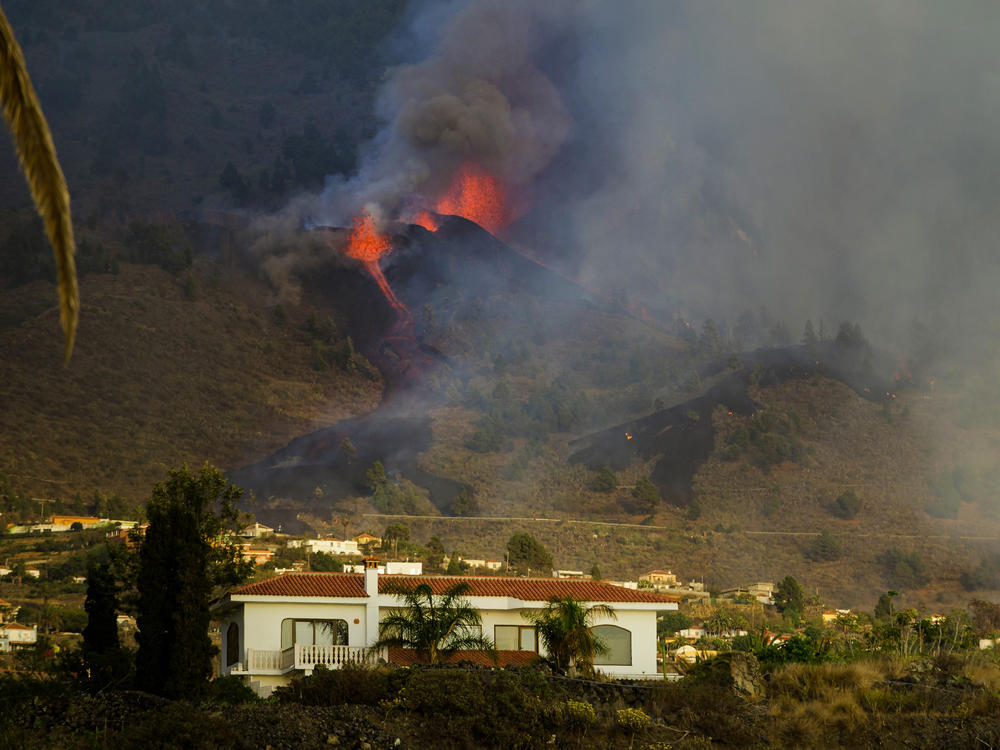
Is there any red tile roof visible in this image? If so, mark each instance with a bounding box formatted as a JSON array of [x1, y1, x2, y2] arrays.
[[0, 623, 33, 631], [231, 572, 368, 598], [228, 572, 678, 604], [387, 648, 538, 667]]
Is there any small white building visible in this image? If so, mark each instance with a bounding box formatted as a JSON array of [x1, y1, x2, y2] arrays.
[[288, 538, 361, 556], [241, 522, 275, 538], [0, 623, 37, 652], [213, 567, 678, 696]]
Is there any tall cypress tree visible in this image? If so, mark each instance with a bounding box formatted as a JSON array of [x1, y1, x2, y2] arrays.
[[83, 556, 120, 684], [134, 464, 251, 699]]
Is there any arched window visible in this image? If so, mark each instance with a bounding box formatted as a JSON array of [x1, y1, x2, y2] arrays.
[[226, 622, 239, 666], [592, 624, 631, 666]]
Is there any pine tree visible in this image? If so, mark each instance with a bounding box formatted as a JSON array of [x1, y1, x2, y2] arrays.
[[135, 464, 252, 699]]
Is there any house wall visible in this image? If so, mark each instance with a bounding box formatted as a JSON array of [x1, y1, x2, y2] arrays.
[[219, 608, 245, 676], [240, 600, 369, 653]]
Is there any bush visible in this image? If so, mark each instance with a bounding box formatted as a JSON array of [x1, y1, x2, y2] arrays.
[[877, 548, 930, 589], [615, 707, 651, 732], [591, 466, 617, 492], [831, 490, 863, 519], [805, 531, 841, 562], [208, 675, 259, 704], [563, 699, 596, 729], [275, 662, 391, 706]]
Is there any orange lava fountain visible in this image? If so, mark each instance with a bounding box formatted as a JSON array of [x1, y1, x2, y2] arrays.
[[434, 162, 509, 234], [345, 214, 408, 317]]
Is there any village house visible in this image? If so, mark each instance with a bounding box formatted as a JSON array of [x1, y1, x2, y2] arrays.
[[459, 558, 504, 571], [353, 533, 380, 549], [212, 562, 678, 696], [0, 622, 37, 652], [721, 582, 774, 605], [241, 546, 275, 566], [240, 522, 274, 538], [640, 570, 678, 587], [287, 538, 362, 556], [670, 644, 718, 664]]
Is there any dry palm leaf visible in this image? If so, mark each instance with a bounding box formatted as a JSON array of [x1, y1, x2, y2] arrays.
[[0, 6, 78, 361]]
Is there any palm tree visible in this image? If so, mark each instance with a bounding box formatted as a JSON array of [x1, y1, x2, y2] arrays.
[[1, 7, 78, 360], [371, 581, 497, 665], [525, 596, 616, 677]]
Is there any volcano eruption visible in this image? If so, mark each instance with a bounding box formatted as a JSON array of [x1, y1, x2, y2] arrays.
[[235, 209, 594, 526]]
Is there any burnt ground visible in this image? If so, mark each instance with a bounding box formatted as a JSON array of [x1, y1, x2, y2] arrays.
[[569, 344, 901, 507]]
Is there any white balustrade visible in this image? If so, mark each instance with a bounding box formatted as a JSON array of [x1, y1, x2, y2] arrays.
[[239, 644, 367, 674], [294, 643, 367, 670]]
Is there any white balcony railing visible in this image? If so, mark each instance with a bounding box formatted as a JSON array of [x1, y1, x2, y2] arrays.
[[232, 644, 367, 675], [294, 643, 367, 670]]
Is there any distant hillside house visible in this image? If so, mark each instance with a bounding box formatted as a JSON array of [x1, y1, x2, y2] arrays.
[[241, 522, 274, 538], [460, 558, 503, 571], [49, 515, 103, 530], [0, 623, 37, 652], [641, 570, 678, 587], [353, 533, 380, 547], [241, 546, 275, 566], [213, 566, 678, 696], [288, 538, 362, 556], [721, 582, 775, 604]]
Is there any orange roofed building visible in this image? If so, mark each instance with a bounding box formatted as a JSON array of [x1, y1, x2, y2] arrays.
[[212, 568, 679, 696]]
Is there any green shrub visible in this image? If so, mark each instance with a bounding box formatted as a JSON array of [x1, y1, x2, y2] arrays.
[[616, 707, 651, 732], [563, 698, 596, 729], [275, 662, 391, 706], [208, 675, 259, 704]]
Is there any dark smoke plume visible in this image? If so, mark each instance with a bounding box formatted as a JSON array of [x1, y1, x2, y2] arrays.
[[315, 0, 574, 227]]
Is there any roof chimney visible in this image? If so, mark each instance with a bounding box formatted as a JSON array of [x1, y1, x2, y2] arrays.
[[363, 557, 380, 649], [364, 557, 379, 595]]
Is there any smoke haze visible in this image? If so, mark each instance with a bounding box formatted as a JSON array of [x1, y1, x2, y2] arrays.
[[540, 1, 1000, 357], [309, 0, 1000, 367]]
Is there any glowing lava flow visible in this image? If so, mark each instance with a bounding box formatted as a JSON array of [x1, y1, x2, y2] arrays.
[[345, 214, 432, 384], [433, 162, 509, 234], [346, 214, 409, 321]]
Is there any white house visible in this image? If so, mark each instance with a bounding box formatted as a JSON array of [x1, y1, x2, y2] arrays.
[[212, 564, 678, 696], [287, 538, 362, 556], [0, 622, 37, 652], [240, 522, 275, 538]]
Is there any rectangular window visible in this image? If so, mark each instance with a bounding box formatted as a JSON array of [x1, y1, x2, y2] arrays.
[[519, 627, 537, 651], [281, 619, 349, 649], [495, 625, 537, 651]]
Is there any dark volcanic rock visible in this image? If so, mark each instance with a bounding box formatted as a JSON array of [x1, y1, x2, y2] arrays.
[[569, 345, 898, 507]]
